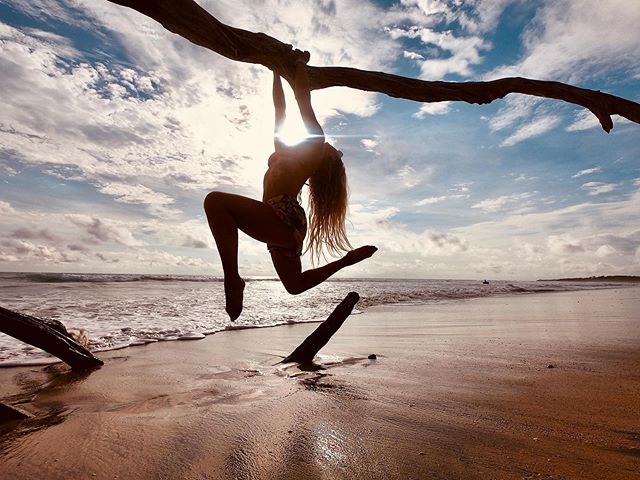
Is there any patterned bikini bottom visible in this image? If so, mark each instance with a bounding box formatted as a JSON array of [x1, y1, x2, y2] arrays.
[[266, 194, 307, 257]]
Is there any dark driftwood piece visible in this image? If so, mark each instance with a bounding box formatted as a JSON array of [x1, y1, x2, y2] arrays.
[[0, 402, 31, 422], [0, 306, 103, 370], [108, 0, 640, 132], [282, 292, 360, 364]]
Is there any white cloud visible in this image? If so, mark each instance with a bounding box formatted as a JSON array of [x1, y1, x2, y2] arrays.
[[0, 21, 246, 196], [488, 95, 540, 132], [348, 203, 469, 257], [0, 201, 15, 215], [395, 165, 421, 189], [413, 101, 452, 118], [595, 244, 616, 258], [98, 182, 178, 216], [387, 25, 489, 80], [457, 0, 517, 33], [360, 138, 379, 153], [487, 0, 640, 82], [547, 234, 585, 255], [65, 215, 143, 246], [472, 192, 537, 213], [182, 235, 209, 249], [581, 182, 618, 196], [510, 173, 538, 182], [6, 0, 101, 32], [0, 200, 223, 272], [571, 167, 601, 178], [500, 115, 561, 147], [313, 87, 381, 120], [0, 238, 79, 264], [388, 0, 515, 80], [416, 195, 448, 206], [414, 182, 472, 207], [397, 0, 452, 19], [416, 194, 466, 206], [451, 186, 640, 278], [10, 227, 59, 241], [451, 182, 473, 194], [403, 50, 424, 61]]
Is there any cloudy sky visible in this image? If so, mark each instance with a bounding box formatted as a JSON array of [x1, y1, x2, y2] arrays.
[[1, 0, 639, 280]]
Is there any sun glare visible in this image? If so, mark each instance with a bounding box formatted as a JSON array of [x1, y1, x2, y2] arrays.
[[277, 119, 309, 146]]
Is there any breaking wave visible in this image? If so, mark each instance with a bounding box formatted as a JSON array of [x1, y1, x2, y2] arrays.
[[17, 272, 223, 283]]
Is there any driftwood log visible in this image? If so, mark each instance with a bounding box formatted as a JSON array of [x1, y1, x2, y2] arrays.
[[0, 402, 31, 422], [108, 0, 640, 133], [0, 306, 103, 370], [283, 291, 360, 364]]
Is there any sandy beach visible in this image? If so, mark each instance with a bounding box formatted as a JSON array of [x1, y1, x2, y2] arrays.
[[1, 286, 640, 479]]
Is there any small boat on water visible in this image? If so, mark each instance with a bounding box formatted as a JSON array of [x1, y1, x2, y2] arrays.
[[482, 279, 490, 285]]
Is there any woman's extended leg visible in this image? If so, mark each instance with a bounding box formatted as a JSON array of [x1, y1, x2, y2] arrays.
[[270, 245, 377, 295], [204, 191, 300, 320]]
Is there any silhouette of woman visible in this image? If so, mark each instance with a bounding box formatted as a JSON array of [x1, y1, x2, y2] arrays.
[[204, 50, 377, 320]]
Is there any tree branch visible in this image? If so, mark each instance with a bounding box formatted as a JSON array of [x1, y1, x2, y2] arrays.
[[108, 0, 640, 132]]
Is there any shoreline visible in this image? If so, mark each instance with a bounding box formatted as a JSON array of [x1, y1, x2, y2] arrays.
[[1, 281, 637, 369], [1, 287, 640, 479]]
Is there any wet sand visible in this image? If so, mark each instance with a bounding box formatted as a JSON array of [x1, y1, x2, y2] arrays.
[[1, 287, 639, 479]]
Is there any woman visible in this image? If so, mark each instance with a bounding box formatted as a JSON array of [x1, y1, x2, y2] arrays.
[[204, 51, 377, 320]]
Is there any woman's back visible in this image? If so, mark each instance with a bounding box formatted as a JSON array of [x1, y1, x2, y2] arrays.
[[262, 145, 322, 202]]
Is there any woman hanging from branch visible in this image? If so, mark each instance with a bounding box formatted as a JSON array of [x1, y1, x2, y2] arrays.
[[204, 50, 377, 320]]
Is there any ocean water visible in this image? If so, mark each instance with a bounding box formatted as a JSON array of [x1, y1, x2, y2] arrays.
[[0, 272, 627, 365]]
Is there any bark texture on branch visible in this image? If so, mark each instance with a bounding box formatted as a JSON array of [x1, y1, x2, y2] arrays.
[[282, 292, 360, 364], [0, 306, 103, 370], [108, 0, 640, 133]]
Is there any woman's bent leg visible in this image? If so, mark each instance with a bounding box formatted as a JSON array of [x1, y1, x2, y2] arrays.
[[271, 246, 377, 295], [203, 191, 299, 320], [204, 192, 244, 320]]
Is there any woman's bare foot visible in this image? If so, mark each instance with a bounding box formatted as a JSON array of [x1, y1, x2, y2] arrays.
[[224, 276, 245, 321], [343, 246, 378, 266]]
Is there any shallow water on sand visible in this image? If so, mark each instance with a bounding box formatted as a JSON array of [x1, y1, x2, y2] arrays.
[[0, 272, 628, 364]]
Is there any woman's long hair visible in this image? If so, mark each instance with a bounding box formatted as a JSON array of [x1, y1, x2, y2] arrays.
[[306, 143, 352, 263]]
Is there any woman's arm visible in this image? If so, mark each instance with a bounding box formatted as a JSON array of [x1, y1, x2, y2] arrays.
[[288, 53, 325, 173], [272, 71, 286, 152], [292, 58, 325, 145]]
